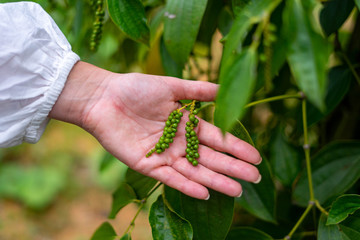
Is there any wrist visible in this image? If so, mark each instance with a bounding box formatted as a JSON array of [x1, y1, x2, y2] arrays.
[[49, 61, 111, 128]]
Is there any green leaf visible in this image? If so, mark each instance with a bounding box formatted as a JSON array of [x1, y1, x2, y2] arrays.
[[293, 141, 360, 207], [283, 0, 330, 111], [318, 212, 360, 240], [214, 47, 257, 132], [230, 121, 276, 223], [109, 183, 137, 219], [149, 195, 193, 240], [235, 160, 277, 223], [160, 36, 183, 78], [306, 65, 352, 126], [226, 227, 273, 240], [163, 0, 208, 65], [99, 151, 117, 172], [320, 0, 354, 36], [107, 0, 150, 45], [269, 128, 301, 186], [91, 222, 117, 240], [318, 213, 344, 240], [327, 194, 360, 225], [164, 187, 234, 240], [222, 0, 281, 61], [125, 168, 158, 200], [120, 233, 131, 240], [356, 0, 360, 11]]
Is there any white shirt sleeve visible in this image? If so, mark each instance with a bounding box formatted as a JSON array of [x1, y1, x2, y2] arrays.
[[0, 2, 80, 148]]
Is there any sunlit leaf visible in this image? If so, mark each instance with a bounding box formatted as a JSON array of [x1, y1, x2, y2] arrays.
[[125, 168, 158, 200], [149, 195, 193, 240], [164, 187, 234, 240], [293, 141, 360, 207], [320, 0, 354, 36], [91, 222, 117, 240], [107, 0, 150, 45], [163, 0, 208, 65], [283, 0, 330, 111], [327, 194, 360, 225], [215, 47, 257, 132], [109, 183, 137, 219], [226, 227, 273, 240]]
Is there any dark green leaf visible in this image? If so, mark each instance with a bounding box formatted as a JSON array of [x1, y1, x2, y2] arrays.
[[232, 0, 252, 17], [215, 48, 257, 132], [356, 0, 360, 11], [306, 65, 352, 126], [160, 36, 183, 78], [283, 0, 330, 111], [327, 194, 360, 225], [125, 168, 158, 200], [107, 0, 150, 45], [91, 222, 117, 240], [163, 0, 208, 65], [269, 128, 301, 186], [293, 141, 360, 207], [318, 213, 344, 240], [197, 0, 224, 46], [226, 227, 273, 240], [318, 212, 360, 240], [149, 195, 193, 240], [109, 183, 137, 219], [236, 160, 277, 223], [149, 7, 165, 44], [230, 121, 276, 223], [164, 187, 234, 240], [320, 0, 354, 36], [218, 7, 233, 37]]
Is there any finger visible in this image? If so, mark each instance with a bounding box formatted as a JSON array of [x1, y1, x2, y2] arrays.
[[198, 145, 261, 183], [166, 78, 218, 102], [149, 166, 209, 200], [172, 157, 243, 197], [197, 119, 262, 165]]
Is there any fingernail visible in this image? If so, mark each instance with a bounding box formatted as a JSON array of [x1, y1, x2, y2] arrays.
[[254, 175, 262, 184], [204, 194, 210, 200], [237, 191, 243, 198], [255, 157, 262, 165]]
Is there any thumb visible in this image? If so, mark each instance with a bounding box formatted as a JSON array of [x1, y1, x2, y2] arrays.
[[167, 77, 219, 102]]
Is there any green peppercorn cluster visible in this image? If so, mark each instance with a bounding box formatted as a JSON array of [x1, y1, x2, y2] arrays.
[[90, 0, 105, 51], [185, 104, 200, 166], [146, 110, 183, 157]]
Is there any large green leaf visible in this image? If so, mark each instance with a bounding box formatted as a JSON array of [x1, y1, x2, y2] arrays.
[[293, 141, 360, 207], [164, 187, 234, 240], [160, 36, 183, 78], [230, 120, 276, 223], [91, 222, 117, 240], [163, 0, 208, 65], [108, 183, 137, 219], [306, 65, 352, 126], [214, 47, 257, 132], [125, 167, 158, 200], [320, 0, 354, 36], [327, 194, 360, 225], [226, 227, 273, 240], [149, 195, 193, 240], [318, 212, 360, 240], [283, 0, 330, 111], [107, 0, 150, 45], [269, 128, 302, 186]]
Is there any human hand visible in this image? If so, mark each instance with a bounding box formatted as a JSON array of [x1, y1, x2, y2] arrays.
[[50, 61, 262, 200]]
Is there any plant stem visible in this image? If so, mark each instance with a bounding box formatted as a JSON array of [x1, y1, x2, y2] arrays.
[[339, 52, 360, 86], [315, 200, 329, 215], [284, 203, 314, 240], [145, 182, 163, 199], [245, 93, 302, 108], [302, 100, 315, 201]]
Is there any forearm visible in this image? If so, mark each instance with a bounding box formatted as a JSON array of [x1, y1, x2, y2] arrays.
[[49, 61, 111, 128]]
